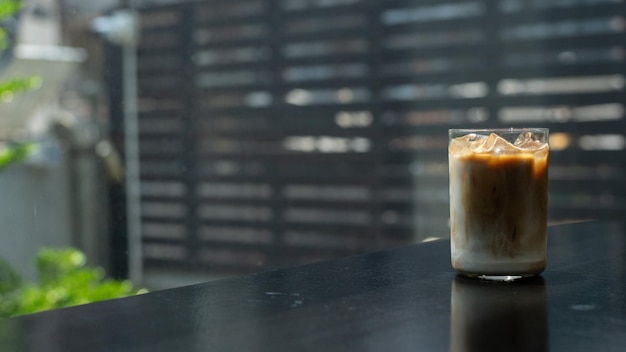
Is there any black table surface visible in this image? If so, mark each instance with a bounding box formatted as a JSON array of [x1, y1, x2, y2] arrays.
[[1, 221, 625, 352]]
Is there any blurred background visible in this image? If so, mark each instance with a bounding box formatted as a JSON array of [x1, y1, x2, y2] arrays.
[[0, 0, 624, 292]]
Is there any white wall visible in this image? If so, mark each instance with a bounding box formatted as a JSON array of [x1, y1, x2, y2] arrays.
[[0, 159, 73, 281]]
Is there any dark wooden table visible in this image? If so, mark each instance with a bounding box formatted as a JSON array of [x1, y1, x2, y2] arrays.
[[1, 221, 625, 351]]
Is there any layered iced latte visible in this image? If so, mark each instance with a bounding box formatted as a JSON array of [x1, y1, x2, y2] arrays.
[[448, 129, 549, 278]]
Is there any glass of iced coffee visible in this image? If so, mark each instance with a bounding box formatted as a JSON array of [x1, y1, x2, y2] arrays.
[[448, 128, 549, 280]]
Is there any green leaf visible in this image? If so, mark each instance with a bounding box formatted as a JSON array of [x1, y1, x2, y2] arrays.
[[0, 0, 20, 20], [0, 258, 20, 295], [0, 143, 34, 171], [0, 248, 147, 318], [0, 77, 41, 102], [0, 0, 21, 51], [36, 248, 86, 285]]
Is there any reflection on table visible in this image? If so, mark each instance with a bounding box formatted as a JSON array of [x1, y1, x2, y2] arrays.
[[450, 276, 547, 352]]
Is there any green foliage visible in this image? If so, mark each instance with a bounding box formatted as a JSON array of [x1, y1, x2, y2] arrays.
[[0, 0, 40, 105], [0, 142, 33, 171], [0, 77, 41, 102], [0, 0, 20, 20], [0, 0, 20, 51], [0, 248, 146, 318], [0, 1, 36, 170], [0, 259, 20, 294]]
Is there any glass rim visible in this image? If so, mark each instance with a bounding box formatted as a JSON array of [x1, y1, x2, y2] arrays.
[[449, 128, 548, 134]]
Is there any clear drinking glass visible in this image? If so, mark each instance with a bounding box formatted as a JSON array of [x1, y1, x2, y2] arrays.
[[448, 128, 549, 280]]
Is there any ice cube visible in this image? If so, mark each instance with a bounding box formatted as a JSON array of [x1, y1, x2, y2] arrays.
[[476, 133, 518, 154], [457, 133, 487, 145], [514, 131, 536, 144], [449, 133, 488, 154], [514, 131, 546, 150]]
